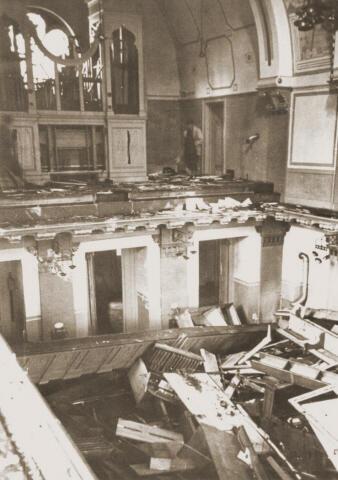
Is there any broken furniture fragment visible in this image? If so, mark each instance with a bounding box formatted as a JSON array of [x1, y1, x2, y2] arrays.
[[165, 372, 301, 479], [236, 425, 270, 480], [251, 352, 338, 390], [277, 314, 338, 366], [164, 372, 269, 453], [306, 308, 338, 324], [201, 348, 223, 389], [223, 302, 242, 326], [237, 325, 272, 365], [224, 375, 242, 399], [201, 424, 252, 480], [174, 308, 194, 328], [128, 358, 151, 405], [128, 358, 178, 406], [261, 376, 291, 420], [147, 343, 203, 372], [116, 418, 205, 475], [130, 457, 197, 476], [116, 418, 184, 458], [289, 385, 338, 473], [202, 306, 228, 326]]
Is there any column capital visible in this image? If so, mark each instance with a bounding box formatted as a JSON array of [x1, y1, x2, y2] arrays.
[[256, 221, 290, 247]]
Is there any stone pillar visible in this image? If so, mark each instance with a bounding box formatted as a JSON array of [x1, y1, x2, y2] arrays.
[[158, 227, 196, 328], [233, 230, 262, 323], [256, 221, 290, 322]]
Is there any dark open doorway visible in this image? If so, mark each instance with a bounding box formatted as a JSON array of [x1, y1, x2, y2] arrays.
[[205, 101, 224, 175], [199, 239, 231, 307], [0, 260, 25, 344], [87, 250, 123, 335]]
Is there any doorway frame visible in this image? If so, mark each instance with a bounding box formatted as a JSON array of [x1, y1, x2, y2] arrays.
[[0, 248, 41, 342], [188, 226, 259, 309], [203, 97, 226, 175], [72, 234, 161, 337]]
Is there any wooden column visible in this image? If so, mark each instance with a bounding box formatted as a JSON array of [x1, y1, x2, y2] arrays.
[[24, 33, 36, 112]]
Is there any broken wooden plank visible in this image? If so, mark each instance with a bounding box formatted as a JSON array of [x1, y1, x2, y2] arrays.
[[116, 419, 184, 458], [148, 343, 203, 373], [236, 425, 270, 480], [17, 324, 270, 384], [0, 336, 97, 480], [175, 309, 194, 328], [177, 425, 211, 469], [238, 325, 272, 365], [266, 456, 294, 480], [130, 457, 197, 476], [200, 349, 223, 389], [164, 373, 269, 454], [289, 386, 338, 472], [201, 424, 252, 480], [306, 308, 338, 323], [128, 358, 150, 404], [279, 314, 338, 365], [224, 375, 241, 399], [223, 303, 242, 326], [262, 377, 291, 419], [202, 307, 228, 326], [251, 352, 338, 389], [149, 457, 172, 471], [221, 351, 245, 368]]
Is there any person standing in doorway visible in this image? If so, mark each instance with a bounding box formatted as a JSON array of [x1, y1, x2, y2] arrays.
[[183, 119, 203, 176]]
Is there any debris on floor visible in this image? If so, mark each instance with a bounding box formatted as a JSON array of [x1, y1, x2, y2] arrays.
[[40, 306, 338, 479]]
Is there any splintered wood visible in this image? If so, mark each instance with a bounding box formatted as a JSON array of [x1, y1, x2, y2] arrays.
[[147, 343, 203, 372], [164, 373, 269, 455], [116, 418, 184, 455]]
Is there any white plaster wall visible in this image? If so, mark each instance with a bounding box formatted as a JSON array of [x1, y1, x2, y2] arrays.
[[163, 0, 259, 98], [233, 231, 262, 285], [282, 226, 338, 310], [143, 1, 180, 98]]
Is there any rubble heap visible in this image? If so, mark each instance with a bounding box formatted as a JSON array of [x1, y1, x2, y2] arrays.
[[42, 306, 338, 480]]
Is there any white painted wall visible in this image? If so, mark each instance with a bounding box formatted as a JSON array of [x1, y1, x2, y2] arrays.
[[282, 226, 338, 311]]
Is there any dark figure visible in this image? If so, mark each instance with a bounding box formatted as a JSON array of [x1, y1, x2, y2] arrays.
[[183, 120, 203, 175]]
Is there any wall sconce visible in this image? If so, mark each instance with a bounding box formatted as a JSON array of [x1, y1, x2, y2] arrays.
[[245, 133, 260, 146], [23, 233, 77, 277], [160, 225, 196, 259], [258, 89, 289, 114], [313, 233, 338, 262]]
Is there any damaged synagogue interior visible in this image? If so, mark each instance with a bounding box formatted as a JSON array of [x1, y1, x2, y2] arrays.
[[2, 0, 338, 478]]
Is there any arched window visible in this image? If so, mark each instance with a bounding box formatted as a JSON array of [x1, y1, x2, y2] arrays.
[[111, 26, 139, 114], [0, 16, 27, 111], [28, 10, 80, 110]]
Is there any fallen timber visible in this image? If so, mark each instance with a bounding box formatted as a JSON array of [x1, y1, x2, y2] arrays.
[[14, 324, 270, 385], [4, 311, 338, 479]]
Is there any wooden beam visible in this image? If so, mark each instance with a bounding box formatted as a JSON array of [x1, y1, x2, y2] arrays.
[[0, 336, 96, 479], [116, 418, 184, 458], [252, 352, 338, 390]]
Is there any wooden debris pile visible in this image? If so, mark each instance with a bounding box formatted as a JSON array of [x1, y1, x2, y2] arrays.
[[41, 312, 338, 479]]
